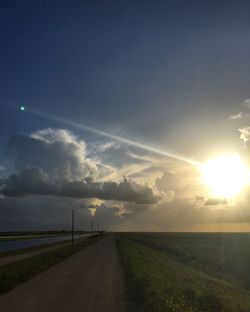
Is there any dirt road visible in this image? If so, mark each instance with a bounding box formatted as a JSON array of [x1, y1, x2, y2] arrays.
[[0, 234, 127, 312]]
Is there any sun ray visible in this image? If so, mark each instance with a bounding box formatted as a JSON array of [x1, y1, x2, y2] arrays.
[[0, 96, 200, 167]]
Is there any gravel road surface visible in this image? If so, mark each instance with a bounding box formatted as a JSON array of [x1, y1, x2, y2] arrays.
[[0, 234, 127, 312]]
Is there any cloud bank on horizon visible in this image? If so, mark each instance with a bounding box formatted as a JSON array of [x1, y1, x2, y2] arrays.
[[0, 128, 158, 204], [1, 126, 250, 232]]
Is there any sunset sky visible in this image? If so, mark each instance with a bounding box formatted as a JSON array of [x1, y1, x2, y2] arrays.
[[1, 1, 250, 231]]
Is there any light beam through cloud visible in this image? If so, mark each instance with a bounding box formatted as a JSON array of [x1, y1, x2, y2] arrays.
[[0, 98, 200, 166]]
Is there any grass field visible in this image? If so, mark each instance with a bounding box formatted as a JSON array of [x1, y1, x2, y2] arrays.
[[116, 233, 250, 312]]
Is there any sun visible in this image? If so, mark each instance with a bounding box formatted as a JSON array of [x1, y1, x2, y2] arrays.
[[201, 154, 250, 198]]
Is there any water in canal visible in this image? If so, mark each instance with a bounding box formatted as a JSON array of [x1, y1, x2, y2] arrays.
[[0, 234, 92, 253]]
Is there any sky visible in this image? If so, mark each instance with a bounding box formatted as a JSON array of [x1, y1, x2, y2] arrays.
[[1, 0, 250, 231]]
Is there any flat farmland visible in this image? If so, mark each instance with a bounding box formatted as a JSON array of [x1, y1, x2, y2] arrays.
[[116, 232, 250, 312]]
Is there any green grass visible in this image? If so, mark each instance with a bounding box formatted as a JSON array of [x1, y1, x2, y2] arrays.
[[117, 234, 250, 312], [0, 234, 104, 295], [0, 233, 72, 241], [121, 233, 250, 289]]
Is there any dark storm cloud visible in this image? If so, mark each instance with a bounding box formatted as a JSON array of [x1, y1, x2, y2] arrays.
[[0, 168, 51, 197], [0, 168, 159, 204], [59, 178, 158, 204]]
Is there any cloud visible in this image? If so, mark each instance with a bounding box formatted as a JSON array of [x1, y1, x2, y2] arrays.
[[229, 112, 249, 120], [155, 171, 180, 194], [228, 99, 250, 121], [59, 177, 159, 203], [243, 98, 250, 107], [0, 168, 159, 204], [237, 127, 250, 166], [204, 198, 228, 206], [154, 170, 200, 200], [1, 168, 52, 196], [193, 196, 228, 206], [115, 199, 203, 231], [82, 200, 128, 218], [7, 128, 98, 181], [88, 141, 120, 153], [239, 127, 250, 144], [0, 178, 5, 187], [116, 195, 250, 232], [0, 128, 160, 204], [88, 208, 96, 217]]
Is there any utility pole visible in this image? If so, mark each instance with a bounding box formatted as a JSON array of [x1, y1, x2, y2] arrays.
[[72, 209, 75, 246]]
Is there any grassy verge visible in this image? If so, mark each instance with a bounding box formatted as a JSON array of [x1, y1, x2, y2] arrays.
[[0, 234, 104, 295], [120, 232, 250, 290], [0, 234, 71, 241], [116, 234, 250, 312]]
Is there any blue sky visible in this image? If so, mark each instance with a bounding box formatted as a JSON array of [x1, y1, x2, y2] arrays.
[[1, 1, 250, 231], [1, 1, 250, 151]]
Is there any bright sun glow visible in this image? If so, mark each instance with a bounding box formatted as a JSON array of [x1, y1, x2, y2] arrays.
[[201, 154, 250, 198]]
